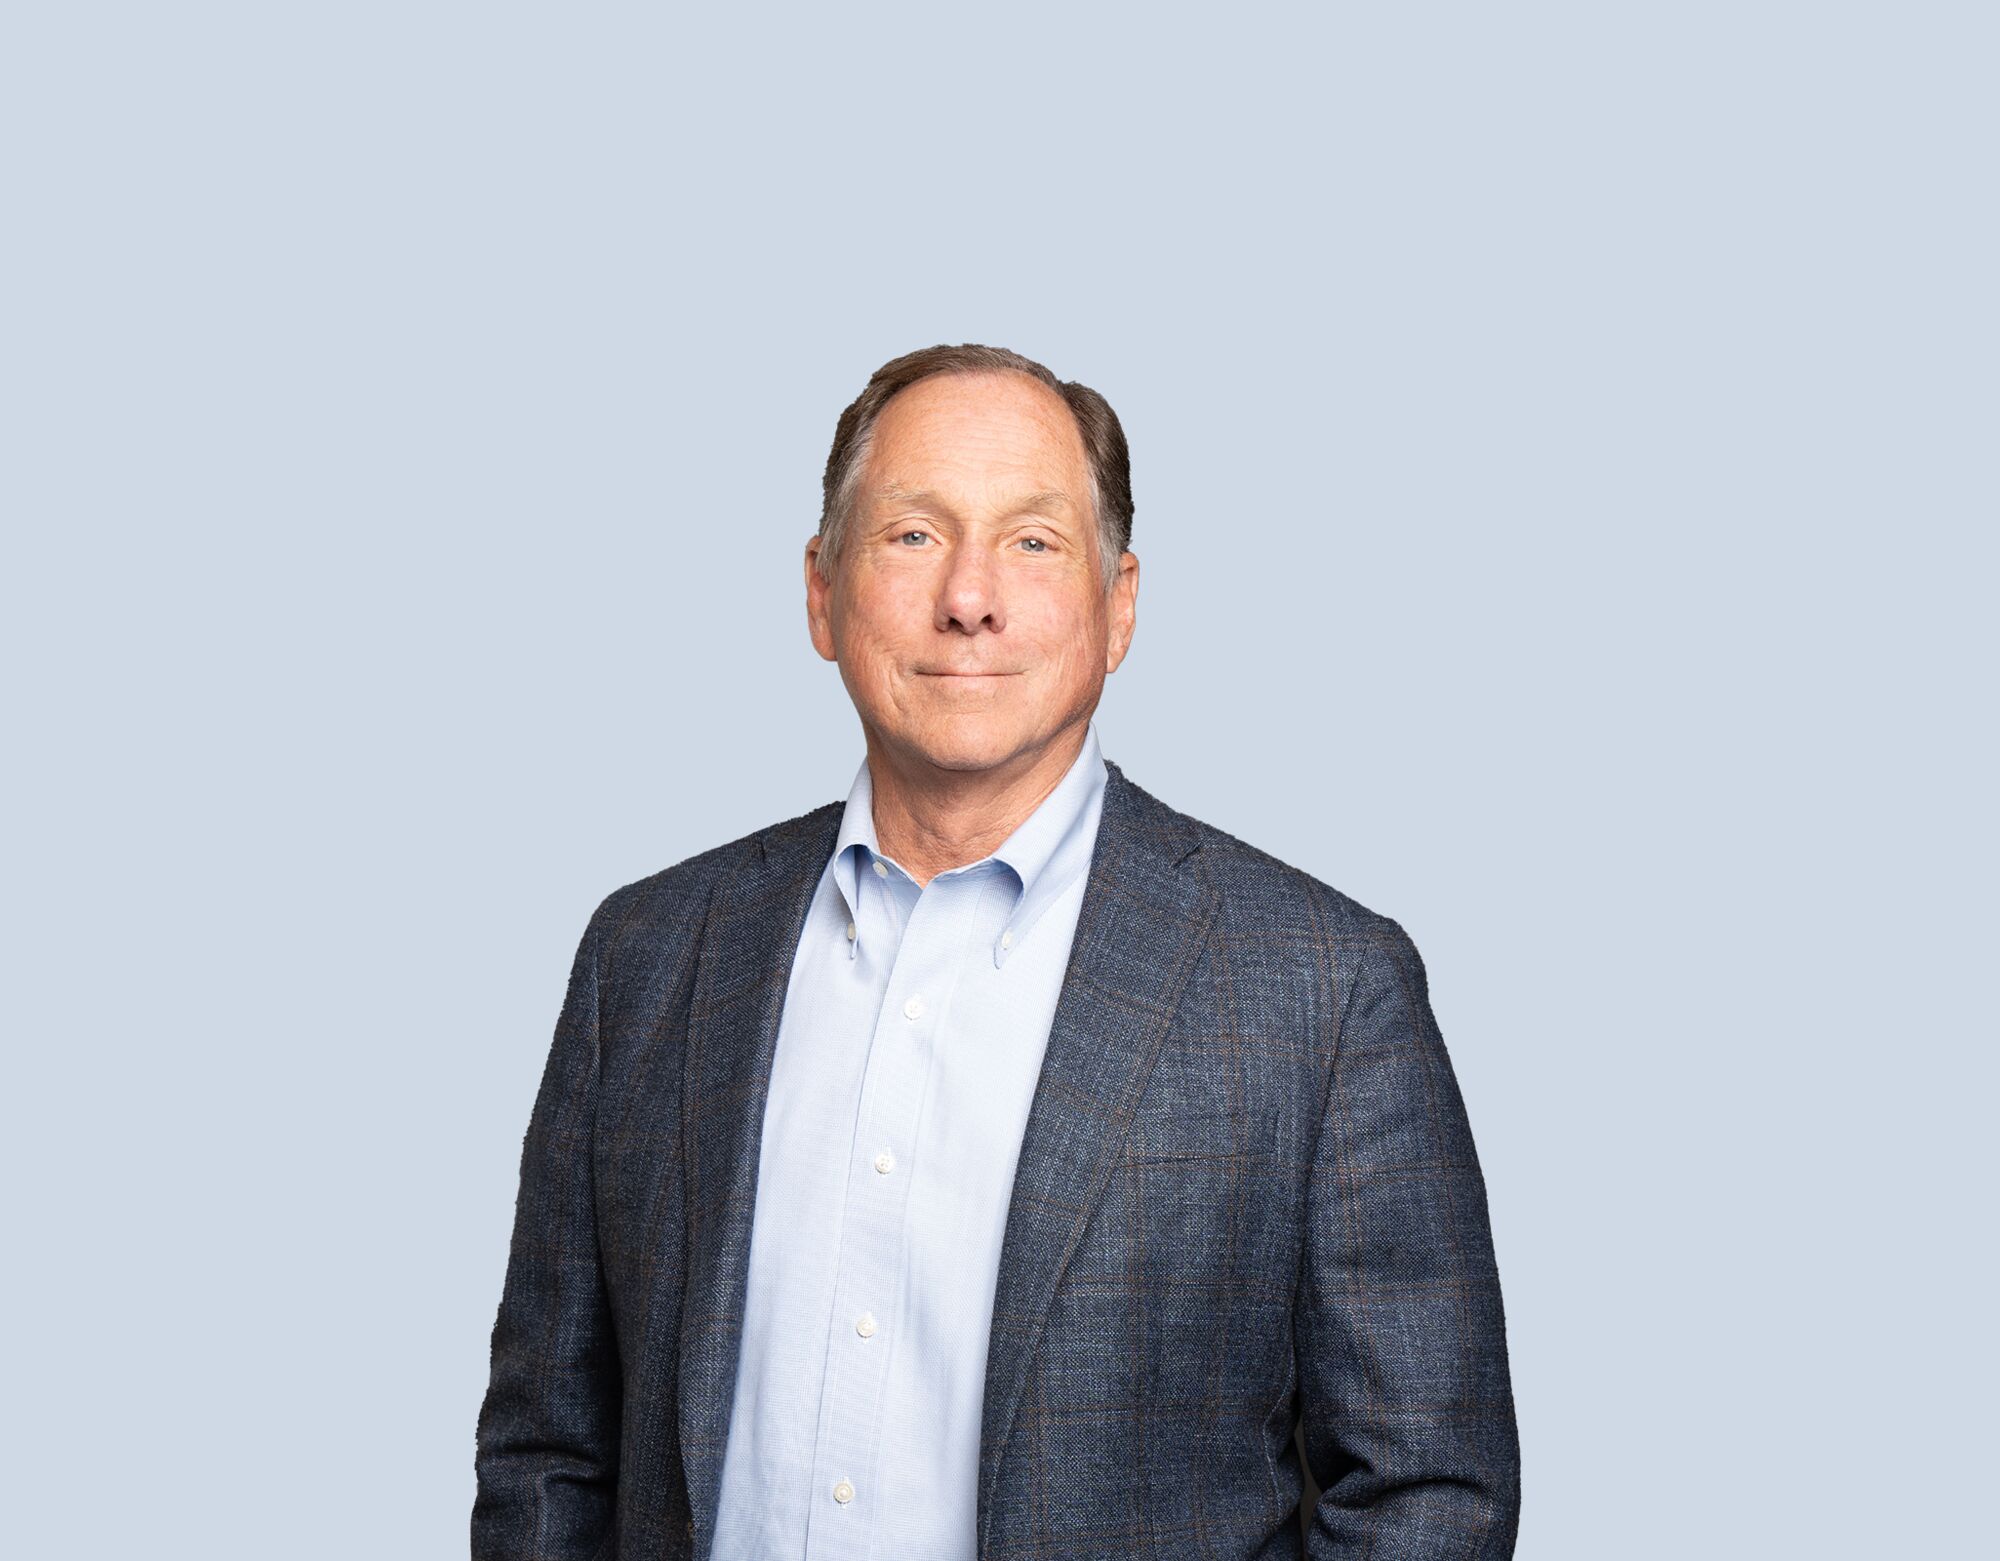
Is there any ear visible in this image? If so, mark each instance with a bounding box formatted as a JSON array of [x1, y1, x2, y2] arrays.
[[805, 535, 838, 663], [1103, 550, 1140, 674]]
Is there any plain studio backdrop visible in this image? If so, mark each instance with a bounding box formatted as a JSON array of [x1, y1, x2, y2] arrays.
[[3, 4, 1991, 1556]]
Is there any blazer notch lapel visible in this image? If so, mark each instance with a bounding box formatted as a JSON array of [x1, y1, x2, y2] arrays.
[[976, 765, 1219, 1549], [675, 804, 839, 1555]]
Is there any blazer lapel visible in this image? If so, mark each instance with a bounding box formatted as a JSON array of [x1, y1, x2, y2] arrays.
[[976, 761, 1220, 1551], [677, 802, 840, 1557], [669, 763, 1219, 1556]]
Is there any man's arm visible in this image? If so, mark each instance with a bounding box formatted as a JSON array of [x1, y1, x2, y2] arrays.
[[472, 896, 624, 1560], [1296, 915, 1521, 1558]]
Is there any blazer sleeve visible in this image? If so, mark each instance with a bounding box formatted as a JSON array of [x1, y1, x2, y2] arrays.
[[1296, 916, 1522, 1558], [472, 895, 625, 1560]]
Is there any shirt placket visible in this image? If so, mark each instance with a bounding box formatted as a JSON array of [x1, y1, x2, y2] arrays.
[[803, 864, 986, 1561]]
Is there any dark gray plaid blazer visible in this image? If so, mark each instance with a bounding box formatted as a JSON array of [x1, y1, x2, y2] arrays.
[[473, 761, 1520, 1559]]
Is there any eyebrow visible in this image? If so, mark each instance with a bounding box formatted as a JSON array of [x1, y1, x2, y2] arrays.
[[875, 484, 1077, 517]]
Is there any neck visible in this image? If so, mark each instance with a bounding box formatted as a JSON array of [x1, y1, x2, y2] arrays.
[[864, 722, 1090, 887]]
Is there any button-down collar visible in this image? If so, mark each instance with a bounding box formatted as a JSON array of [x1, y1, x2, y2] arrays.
[[830, 721, 1108, 967]]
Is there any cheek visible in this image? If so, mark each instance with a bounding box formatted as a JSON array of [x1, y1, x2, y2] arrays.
[[845, 566, 935, 621], [1019, 594, 1109, 675], [833, 590, 925, 679]]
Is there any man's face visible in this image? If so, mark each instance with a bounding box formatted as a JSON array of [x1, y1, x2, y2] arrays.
[[806, 370, 1138, 780]]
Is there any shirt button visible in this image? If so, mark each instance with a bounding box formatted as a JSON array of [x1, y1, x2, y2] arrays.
[[845, 920, 856, 941], [855, 1311, 877, 1338], [903, 994, 925, 1020], [832, 1478, 855, 1505], [872, 860, 888, 878], [1000, 929, 1014, 949], [874, 1149, 895, 1175]]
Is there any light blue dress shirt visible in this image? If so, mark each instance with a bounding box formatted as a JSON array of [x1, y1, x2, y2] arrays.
[[710, 721, 1110, 1561]]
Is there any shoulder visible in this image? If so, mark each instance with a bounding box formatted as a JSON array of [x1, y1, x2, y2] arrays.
[[579, 797, 845, 969], [1108, 764, 1435, 1054], [1110, 763, 1414, 956]]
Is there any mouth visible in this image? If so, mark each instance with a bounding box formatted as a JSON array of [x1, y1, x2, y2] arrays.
[[918, 670, 1021, 679]]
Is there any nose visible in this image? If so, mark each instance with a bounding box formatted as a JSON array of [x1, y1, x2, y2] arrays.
[[935, 541, 1006, 635]]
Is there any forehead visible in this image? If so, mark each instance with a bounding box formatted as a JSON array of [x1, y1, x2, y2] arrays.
[[864, 371, 1088, 494]]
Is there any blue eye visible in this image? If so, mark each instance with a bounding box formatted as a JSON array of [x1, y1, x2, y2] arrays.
[[899, 530, 929, 546], [1021, 537, 1048, 553]]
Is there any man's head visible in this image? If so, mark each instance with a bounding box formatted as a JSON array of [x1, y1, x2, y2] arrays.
[[805, 344, 1140, 782]]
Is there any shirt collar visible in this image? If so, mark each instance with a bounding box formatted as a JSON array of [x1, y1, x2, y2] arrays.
[[830, 720, 1109, 967]]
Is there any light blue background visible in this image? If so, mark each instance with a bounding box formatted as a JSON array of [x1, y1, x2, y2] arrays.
[[4, 4, 1991, 1556]]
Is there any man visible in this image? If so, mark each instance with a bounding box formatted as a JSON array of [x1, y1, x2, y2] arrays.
[[473, 344, 1521, 1559]]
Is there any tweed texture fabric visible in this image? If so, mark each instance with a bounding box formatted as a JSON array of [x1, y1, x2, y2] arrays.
[[472, 761, 1521, 1559]]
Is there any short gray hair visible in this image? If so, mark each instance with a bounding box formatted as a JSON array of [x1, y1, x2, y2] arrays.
[[816, 343, 1133, 590]]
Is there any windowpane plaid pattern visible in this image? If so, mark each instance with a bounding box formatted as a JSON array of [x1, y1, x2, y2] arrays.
[[473, 761, 1520, 1559]]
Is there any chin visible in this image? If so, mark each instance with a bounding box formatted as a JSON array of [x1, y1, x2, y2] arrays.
[[901, 717, 1033, 774], [911, 737, 1019, 774]]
